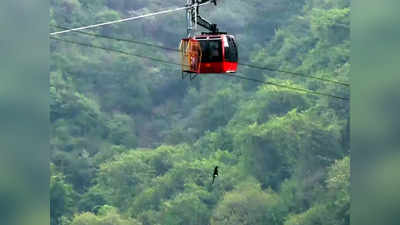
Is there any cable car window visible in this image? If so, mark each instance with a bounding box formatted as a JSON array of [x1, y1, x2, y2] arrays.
[[224, 37, 232, 61], [223, 36, 229, 47], [230, 37, 238, 62], [224, 36, 238, 62], [199, 40, 222, 62]]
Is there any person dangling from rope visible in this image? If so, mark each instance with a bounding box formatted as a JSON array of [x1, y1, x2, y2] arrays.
[[211, 166, 218, 184]]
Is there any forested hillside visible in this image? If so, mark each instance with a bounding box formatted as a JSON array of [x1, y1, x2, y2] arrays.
[[50, 0, 350, 224]]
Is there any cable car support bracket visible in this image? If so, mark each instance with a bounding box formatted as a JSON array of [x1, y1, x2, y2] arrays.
[[182, 0, 220, 80]]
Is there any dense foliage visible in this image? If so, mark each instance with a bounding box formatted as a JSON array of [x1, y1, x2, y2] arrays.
[[50, 0, 350, 224]]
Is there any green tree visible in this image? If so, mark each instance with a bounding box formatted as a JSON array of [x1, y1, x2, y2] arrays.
[[284, 204, 331, 225], [190, 85, 242, 136], [282, 157, 350, 225], [96, 151, 156, 209], [160, 192, 210, 225], [234, 109, 344, 190], [230, 82, 310, 127], [70, 205, 142, 225], [77, 185, 108, 213], [106, 113, 137, 148], [325, 156, 350, 224], [50, 164, 76, 225], [211, 180, 280, 225]]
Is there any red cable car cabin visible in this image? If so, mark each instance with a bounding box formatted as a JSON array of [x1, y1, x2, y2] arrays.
[[179, 34, 238, 74]]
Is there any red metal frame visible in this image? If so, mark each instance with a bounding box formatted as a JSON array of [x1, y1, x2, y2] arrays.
[[180, 34, 238, 74], [195, 34, 238, 74]]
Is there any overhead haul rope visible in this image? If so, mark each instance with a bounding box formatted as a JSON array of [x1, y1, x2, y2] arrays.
[[51, 25, 349, 87], [50, 37, 349, 101], [221, 73, 349, 100], [238, 63, 349, 87], [52, 25, 178, 52], [50, 36, 183, 66], [50, 2, 210, 35]]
